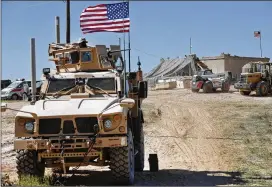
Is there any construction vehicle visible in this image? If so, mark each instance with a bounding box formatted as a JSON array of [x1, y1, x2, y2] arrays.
[[191, 69, 232, 93], [1, 38, 148, 185], [234, 61, 272, 96]]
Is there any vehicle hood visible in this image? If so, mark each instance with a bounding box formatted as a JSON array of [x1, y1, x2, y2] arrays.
[[1, 87, 13, 93], [16, 97, 124, 118]]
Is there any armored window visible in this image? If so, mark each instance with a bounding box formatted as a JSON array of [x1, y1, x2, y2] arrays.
[[70, 51, 80, 64], [47, 79, 76, 93], [86, 78, 115, 91], [81, 51, 92, 62]]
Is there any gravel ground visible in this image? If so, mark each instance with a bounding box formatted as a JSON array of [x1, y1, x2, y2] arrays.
[[1, 86, 272, 185]]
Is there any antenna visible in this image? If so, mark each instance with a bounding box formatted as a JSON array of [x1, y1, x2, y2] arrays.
[[66, 0, 70, 43]]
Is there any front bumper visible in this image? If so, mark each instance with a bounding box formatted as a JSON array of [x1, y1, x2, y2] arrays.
[[14, 136, 127, 150], [1, 94, 11, 100], [234, 82, 251, 90]]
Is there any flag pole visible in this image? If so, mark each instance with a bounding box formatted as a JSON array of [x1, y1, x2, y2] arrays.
[[122, 0, 127, 96], [128, 0, 131, 73], [259, 30, 263, 57]]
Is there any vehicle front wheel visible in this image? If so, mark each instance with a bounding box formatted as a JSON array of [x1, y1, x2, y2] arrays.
[[16, 150, 45, 178], [134, 110, 145, 172], [109, 129, 135, 185], [256, 81, 269, 96], [11, 94, 18, 100]]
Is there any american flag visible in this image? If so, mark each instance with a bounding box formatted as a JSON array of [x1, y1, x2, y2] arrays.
[[254, 31, 261, 38], [80, 2, 130, 34]]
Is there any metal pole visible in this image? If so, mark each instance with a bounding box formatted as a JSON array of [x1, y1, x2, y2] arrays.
[[260, 31, 263, 57], [189, 37, 192, 76], [55, 16, 60, 43], [66, 0, 70, 43], [128, 30, 131, 73], [190, 37, 192, 54], [31, 38, 37, 102]]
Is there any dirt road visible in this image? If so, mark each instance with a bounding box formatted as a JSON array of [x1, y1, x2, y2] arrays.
[[1, 88, 272, 186]]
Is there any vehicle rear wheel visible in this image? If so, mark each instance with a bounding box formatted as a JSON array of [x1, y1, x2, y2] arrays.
[[11, 94, 18, 100], [109, 129, 135, 185], [240, 90, 251, 95], [256, 81, 269, 96], [203, 82, 213, 93], [16, 150, 45, 178], [133, 110, 145, 172]]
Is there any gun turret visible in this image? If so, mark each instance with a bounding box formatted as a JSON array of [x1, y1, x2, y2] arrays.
[[48, 39, 123, 73]]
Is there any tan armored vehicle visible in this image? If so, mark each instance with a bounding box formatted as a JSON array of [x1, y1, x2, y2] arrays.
[[1, 38, 148, 185]]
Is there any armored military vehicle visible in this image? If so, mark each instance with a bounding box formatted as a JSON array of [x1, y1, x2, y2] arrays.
[[1, 38, 148, 185]]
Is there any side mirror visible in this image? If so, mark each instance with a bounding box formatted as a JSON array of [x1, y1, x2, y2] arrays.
[[120, 98, 135, 109], [43, 68, 50, 75], [1, 103, 7, 112], [138, 81, 148, 98]]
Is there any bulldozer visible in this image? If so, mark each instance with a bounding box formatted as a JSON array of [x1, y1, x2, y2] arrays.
[[234, 61, 272, 96]]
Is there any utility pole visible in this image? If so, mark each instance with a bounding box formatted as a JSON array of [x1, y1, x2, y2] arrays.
[[66, 0, 70, 43]]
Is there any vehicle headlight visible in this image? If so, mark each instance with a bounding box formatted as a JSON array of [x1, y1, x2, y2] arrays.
[[104, 119, 112, 129], [25, 122, 34, 132]]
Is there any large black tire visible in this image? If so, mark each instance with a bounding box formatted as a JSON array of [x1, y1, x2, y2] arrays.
[[133, 110, 145, 172], [109, 129, 135, 185], [16, 150, 45, 178], [240, 90, 251, 95], [11, 94, 18, 100], [203, 82, 213, 93], [256, 81, 269, 96], [221, 82, 230, 93]]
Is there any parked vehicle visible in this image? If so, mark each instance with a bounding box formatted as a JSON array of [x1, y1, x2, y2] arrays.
[[1, 79, 30, 100], [191, 69, 232, 93]]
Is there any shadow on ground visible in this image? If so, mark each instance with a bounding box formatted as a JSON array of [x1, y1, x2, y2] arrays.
[[52, 169, 246, 186]]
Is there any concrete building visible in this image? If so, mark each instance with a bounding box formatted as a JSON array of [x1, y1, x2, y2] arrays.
[[201, 53, 270, 78]]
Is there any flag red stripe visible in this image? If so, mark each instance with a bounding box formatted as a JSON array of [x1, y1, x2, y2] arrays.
[[80, 14, 107, 18], [80, 20, 130, 27], [82, 25, 130, 31], [80, 18, 108, 22], [84, 8, 107, 12], [83, 30, 129, 34]]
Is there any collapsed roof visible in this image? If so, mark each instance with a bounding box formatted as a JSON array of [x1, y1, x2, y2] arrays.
[[144, 54, 208, 86]]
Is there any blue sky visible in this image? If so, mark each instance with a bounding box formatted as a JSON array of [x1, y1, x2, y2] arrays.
[[2, 1, 271, 80]]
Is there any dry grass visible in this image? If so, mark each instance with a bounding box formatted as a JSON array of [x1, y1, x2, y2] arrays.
[[214, 101, 272, 185]]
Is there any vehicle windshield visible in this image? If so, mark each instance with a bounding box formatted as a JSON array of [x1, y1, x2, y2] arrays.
[[86, 78, 116, 91], [47, 79, 76, 93], [7, 81, 21, 88]]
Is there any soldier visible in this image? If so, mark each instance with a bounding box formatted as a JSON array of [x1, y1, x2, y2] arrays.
[[78, 38, 88, 48]]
